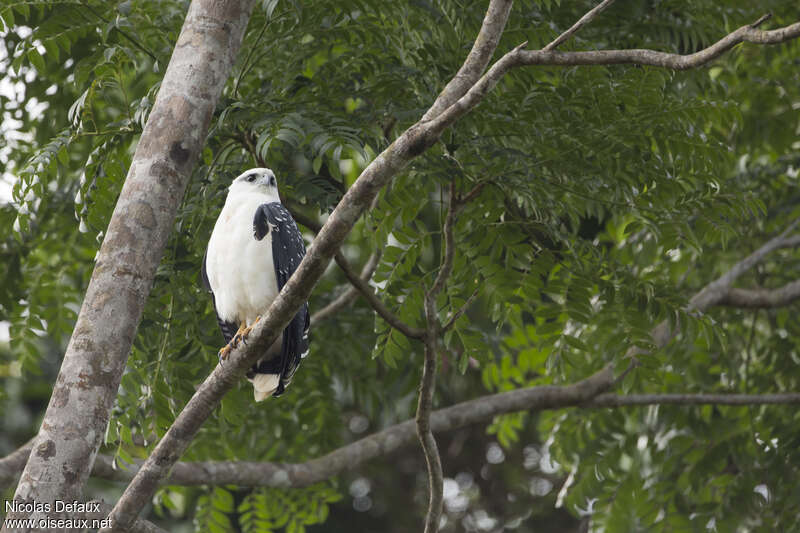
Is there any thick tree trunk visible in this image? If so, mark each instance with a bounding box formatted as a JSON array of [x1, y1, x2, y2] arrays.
[[4, 1, 256, 530]]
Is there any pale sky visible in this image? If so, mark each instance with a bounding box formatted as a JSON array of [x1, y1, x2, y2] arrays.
[[1, 26, 41, 204]]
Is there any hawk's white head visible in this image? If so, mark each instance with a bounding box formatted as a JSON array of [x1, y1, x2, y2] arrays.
[[229, 167, 281, 203]]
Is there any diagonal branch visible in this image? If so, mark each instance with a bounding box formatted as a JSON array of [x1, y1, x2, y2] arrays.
[[422, 0, 514, 121], [442, 286, 480, 332], [543, 0, 617, 52], [334, 252, 425, 338], [288, 205, 423, 337], [311, 251, 381, 323], [780, 234, 800, 249]]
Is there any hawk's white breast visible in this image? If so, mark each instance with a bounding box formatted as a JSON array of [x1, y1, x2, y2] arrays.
[[205, 189, 278, 326]]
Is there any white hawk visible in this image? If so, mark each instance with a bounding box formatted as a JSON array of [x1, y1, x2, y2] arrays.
[[202, 168, 309, 401]]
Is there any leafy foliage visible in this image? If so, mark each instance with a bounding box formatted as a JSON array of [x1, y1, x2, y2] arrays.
[[2, 0, 800, 531]]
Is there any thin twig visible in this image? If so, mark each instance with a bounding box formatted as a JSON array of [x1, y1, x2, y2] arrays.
[[438, 180, 485, 332], [543, 0, 618, 52], [335, 252, 424, 339], [442, 285, 480, 332], [233, 11, 292, 97], [240, 129, 267, 167], [429, 182, 458, 300], [750, 13, 772, 29], [286, 204, 421, 336], [80, 4, 162, 64], [457, 182, 487, 209], [311, 252, 381, 323]]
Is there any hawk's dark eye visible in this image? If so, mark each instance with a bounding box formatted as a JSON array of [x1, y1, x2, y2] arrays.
[[247, 175, 256, 183], [269, 176, 276, 186]]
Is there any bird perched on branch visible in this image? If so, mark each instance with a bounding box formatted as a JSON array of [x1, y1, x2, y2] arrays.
[[202, 168, 309, 401]]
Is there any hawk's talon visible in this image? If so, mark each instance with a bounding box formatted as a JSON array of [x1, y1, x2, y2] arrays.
[[223, 322, 248, 354], [235, 316, 262, 347], [218, 344, 233, 363]]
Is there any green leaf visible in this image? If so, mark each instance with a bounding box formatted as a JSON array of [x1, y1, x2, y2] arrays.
[[27, 48, 45, 71]]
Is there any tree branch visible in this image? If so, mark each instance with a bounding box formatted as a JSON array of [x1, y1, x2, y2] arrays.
[[311, 252, 381, 323], [417, 182, 458, 533], [422, 18, 800, 140], [288, 204, 423, 336], [586, 392, 800, 407], [689, 218, 800, 311], [334, 252, 425, 338], [442, 286, 480, 332], [0, 437, 35, 490], [416, 333, 443, 533], [780, 234, 800, 249], [428, 182, 458, 300], [11, 387, 799, 492], [437, 181, 489, 333], [716, 279, 800, 309], [543, 0, 617, 52], [633, 219, 800, 353], [521, 18, 800, 69], [421, 0, 514, 121], [457, 182, 487, 209], [2, 371, 614, 491]]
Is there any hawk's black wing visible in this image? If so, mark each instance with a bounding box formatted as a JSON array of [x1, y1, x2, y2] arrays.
[[252, 202, 310, 396]]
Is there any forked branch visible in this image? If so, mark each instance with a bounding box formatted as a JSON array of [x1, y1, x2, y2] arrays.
[[423, 17, 800, 139]]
